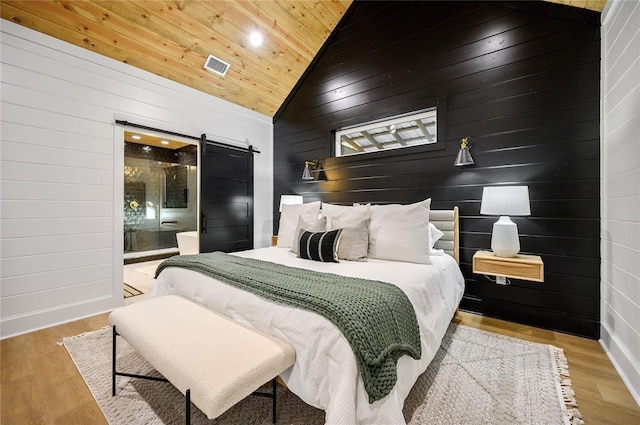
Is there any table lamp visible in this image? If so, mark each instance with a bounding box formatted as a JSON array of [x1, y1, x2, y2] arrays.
[[480, 186, 531, 257]]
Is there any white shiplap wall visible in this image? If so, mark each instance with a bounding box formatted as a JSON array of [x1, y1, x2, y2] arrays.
[[601, 0, 640, 404], [0, 20, 274, 338]]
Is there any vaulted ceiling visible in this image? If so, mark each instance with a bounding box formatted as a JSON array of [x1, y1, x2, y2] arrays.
[[1, 1, 605, 118]]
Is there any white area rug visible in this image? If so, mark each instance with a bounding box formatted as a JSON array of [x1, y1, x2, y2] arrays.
[[62, 323, 583, 424]]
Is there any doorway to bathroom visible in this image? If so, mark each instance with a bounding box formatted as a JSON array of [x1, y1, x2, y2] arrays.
[[123, 131, 198, 264]]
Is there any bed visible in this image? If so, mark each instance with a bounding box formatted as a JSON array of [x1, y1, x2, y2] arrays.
[[151, 201, 464, 425]]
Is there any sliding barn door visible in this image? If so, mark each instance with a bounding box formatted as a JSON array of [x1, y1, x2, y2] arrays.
[[199, 143, 254, 253]]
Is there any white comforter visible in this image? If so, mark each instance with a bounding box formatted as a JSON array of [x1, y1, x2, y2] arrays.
[[151, 247, 464, 425]]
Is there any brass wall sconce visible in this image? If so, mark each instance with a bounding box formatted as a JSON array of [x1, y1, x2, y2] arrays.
[[302, 160, 319, 180], [454, 136, 474, 166]]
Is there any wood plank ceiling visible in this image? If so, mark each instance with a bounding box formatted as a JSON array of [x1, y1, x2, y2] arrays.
[[1, 1, 605, 118]]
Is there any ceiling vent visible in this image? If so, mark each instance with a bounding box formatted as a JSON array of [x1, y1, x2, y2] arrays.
[[203, 54, 230, 77]]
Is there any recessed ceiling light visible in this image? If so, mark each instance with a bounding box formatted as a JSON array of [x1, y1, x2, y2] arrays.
[[249, 31, 263, 47], [131, 135, 141, 140], [161, 140, 170, 145]]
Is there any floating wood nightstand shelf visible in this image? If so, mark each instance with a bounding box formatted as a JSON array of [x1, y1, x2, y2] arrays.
[[472, 250, 544, 283]]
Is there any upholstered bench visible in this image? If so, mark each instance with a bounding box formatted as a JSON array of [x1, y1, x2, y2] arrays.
[[109, 295, 296, 424]]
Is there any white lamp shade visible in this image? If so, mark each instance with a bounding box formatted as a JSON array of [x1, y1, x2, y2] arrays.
[[480, 186, 531, 216], [279, 195, 303, 212]]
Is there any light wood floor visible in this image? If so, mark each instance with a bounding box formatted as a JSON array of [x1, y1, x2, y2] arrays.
[[2, 311, 638, 424]]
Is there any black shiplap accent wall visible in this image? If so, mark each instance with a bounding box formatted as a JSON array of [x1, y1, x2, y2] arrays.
[[273, 1, 601, 338]]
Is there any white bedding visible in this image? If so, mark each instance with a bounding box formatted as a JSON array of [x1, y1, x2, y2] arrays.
[[151, 247, 464, 425]]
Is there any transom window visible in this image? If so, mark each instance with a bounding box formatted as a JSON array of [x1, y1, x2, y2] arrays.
[[334, 108, 437, 157]]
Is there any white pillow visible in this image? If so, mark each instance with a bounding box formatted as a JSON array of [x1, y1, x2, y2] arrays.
[[428, 222, 445, 256], [291, 216, 327, 255], [331, 217, 369, 261], [277, 201, 321, 248], [368, 198, 431, 264], [321, 203, 370, 229]]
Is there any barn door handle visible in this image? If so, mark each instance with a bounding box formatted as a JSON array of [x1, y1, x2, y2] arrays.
[[200, 212, 207, 234], [200, 134, 207, 156]]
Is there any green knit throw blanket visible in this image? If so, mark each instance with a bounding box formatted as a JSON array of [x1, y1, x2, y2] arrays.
[[155, 252, 422, 403]]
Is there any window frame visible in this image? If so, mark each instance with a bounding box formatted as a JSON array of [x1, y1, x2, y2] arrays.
[[329, 97, 446, 164]]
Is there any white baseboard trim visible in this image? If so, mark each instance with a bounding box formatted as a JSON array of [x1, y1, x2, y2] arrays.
[[1, 295, 122, 340], [600, 324, 640, 407]]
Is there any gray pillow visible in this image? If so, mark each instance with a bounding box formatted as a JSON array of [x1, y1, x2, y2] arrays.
[[290, 216, 327, 255], [331, 217, 369, 261]]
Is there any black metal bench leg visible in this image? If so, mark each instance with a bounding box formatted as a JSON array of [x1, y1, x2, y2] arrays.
[[112, 326, 117, 397], [272, 378, 277, 424], [186, 389, 191, 425]]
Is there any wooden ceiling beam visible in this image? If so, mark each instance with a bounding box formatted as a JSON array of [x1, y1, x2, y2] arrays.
[[340, 136, 364, 152]]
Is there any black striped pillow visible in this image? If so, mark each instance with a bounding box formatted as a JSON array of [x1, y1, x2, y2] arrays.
[[297, 228, 342, 263]]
